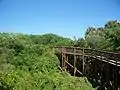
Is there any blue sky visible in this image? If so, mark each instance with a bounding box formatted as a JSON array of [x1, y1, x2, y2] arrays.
[[0, 0, 120, 38]]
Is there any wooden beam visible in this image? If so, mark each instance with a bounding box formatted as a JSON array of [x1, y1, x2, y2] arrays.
[[65, 55, 68, 71], [115, 56, 118, 90], [65, 61, 83, 75], [82, 48, 85, 74], [61, 47, 64, 69], [74, 47, 77, 76]]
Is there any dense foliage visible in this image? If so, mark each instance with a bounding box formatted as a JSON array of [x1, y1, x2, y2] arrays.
[[75, 20, 120, 51], [0, 33, 94, 90]]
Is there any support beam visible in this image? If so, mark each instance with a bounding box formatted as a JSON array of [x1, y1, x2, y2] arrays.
[[82, 48, 85, 74], [61, 47, 64, 69], [74, 48, 77, 76], [65, 61, 83, 75], [54, 46, 120, 89], [115, 57, 118, 90], [113, 66, 115, 90], [65, 55, 68, 71]]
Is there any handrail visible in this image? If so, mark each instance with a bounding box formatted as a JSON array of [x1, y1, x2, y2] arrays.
[[54, 46, 120, 66], [54, 46, 120, 55]]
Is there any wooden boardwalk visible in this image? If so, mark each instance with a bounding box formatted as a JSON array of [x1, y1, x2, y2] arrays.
[[54, 46, 120, 90]]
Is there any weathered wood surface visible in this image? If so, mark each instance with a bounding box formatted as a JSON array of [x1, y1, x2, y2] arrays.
[[54, 46, 120, 90], [54, 46, 120, 66]]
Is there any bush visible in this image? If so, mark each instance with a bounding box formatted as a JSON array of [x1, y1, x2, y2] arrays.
[[0, 33, 94, 90]]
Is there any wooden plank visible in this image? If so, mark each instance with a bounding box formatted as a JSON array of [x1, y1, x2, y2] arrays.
[[91, 56, 120, 66]]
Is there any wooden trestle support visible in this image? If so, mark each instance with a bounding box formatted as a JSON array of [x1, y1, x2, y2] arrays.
[[54, 46, 120, 90]]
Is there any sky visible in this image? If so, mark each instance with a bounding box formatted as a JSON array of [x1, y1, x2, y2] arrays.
[[0, 0, 120, 38]]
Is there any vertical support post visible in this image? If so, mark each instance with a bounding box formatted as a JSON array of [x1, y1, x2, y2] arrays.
[[113, 66, 115, 90], [82, 48, 85, 74], [62, 47, 67, 71], [63, 48, 66, 71], [115, 55, 118, 90], [74, 47, 76, 76], [62, 47, 64, 69], [106, 56, 109, 89], [84, 57, 86, 75], [65, 55, 68, 71], [100, 52, 103, 87], [94, 57, 96, 82]]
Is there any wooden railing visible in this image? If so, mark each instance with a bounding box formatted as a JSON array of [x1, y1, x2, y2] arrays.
[[54, 46, 120, 66]]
